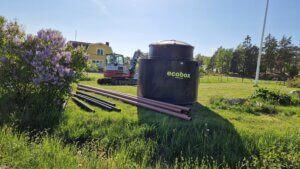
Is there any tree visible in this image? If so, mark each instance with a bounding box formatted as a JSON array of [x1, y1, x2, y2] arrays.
[[222, 49, 233, 74], [202, 56, 211, 70], [195, 54, 211, 70], [288, 45, 300, 78], [239, 35, 251, 77], [204, 34, 297, 80], [262, 34, 278, 73], [243, 35, 252, 48], [288, 65, 298, 79], [238, 35, 259, 77], [297, 45, 300, 71], [207, 52, 217, 72], [195, 54, 204, 67], [86, 60, 99, 72], [230, 47, 242, 74], [214, 47, 233, 74], [276, 36, 294, 74], [245, 45, 259, 77], [215, 47, 225, 73]]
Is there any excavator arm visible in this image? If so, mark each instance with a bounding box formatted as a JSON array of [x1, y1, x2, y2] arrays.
[[129, 49, 145, 76]]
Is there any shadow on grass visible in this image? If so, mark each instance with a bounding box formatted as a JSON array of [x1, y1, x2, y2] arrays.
[[0, 92, 65, 133], [137, 102, 250, 167]]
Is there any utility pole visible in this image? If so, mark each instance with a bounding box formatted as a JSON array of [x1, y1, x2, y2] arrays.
[[75, 30, 77, 41], [254, 0, 269, 86]]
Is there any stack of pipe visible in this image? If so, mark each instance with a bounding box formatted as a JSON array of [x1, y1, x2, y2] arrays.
[[73, 92, 121, 112], [77, 84, 192, 120], [71, 97, 95, 112]]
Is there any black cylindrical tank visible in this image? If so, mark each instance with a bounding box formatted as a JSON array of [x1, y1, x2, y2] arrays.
[[138, 40, 199, 105], [149, 40, 194, 60]]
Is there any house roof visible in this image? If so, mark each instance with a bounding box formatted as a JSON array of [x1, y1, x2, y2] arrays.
[[67, 41, 91, 49], [90, 42, 110, 46]]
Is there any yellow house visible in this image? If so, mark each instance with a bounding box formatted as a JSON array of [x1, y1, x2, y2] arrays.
[[86, 42, 112, 69]]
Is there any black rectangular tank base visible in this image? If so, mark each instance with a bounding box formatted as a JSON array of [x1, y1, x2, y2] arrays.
[[138, 59, 199, 105]]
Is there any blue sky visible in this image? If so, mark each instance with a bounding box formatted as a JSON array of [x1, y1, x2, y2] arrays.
[[1, 0, 299, 57]]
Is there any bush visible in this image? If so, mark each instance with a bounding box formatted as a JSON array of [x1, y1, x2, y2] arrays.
[[0, 17, 87, 130], [79, 73, 97, 81], [288, 65, 299, 79], [287, 77, 300, 88], [85, 60, 99, 72], [209, 96, 277, 115], [251, 88, 293, 105], [210, 88, 299, 115], [198, 67, 206, 76]]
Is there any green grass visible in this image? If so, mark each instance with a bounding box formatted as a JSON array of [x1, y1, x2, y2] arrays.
[[1, 73, 299, 168]]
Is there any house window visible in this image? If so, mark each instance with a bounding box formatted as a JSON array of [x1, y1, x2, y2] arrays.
[[96, 48, 104, 56]]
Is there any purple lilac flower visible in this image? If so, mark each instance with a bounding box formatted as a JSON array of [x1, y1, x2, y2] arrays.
[[83, 53, 88, 60], [33, 78, 41, 86], [37, 29, 66, 50], [36, 51, 48, 61], [31, 61, 37, 67], [26, 34, 33, 41], [56, 53, 62, 60], [69, 70, 75, 77], [37, 30, 42, 38], [28, 29, 76, 86], [13, 36, 21, 45], [0, 57, 8, 64], [22, 50, 33, 62], [57, 65, 65, 77], [64, 52, 71, 63], [36, 66, 43, 71], [64, 68, 70, 75], [44, 48, 51, 56]]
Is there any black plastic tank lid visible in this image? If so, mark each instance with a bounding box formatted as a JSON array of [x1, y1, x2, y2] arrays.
[[149, 40, 194, 48], [149, 40, 194, 60]]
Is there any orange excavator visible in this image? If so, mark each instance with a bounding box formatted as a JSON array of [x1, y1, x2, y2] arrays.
[[97, 50, 144, 85]]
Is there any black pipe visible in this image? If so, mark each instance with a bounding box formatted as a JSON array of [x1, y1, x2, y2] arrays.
[[73, 94, 113, 111], [75, 93, 121, 112], [77, 87, 191, 120], [76, 93, 114, 108], [78, 84, 191, 112], [71, 97, 95, 112], [76, 91, 116, 106], [74, 94, 121, 112]]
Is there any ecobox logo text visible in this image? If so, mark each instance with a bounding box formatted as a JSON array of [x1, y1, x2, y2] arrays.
[[166, 71, 191, 79]]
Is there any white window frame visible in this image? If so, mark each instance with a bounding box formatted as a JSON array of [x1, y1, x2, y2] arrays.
[[96, 48, 104, 56]]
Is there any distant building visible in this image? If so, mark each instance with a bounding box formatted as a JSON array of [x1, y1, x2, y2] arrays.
[[86, 42, 112, 69], [67, 41, 113, 70], [67, 41, 90, 50]]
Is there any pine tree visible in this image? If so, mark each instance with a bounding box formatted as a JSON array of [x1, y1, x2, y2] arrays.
[[230, 46, 242, 74], [276, 36, 294, 74], [262, 34, 278, 73]]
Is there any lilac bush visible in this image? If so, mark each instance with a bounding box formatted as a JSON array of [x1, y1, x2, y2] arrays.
[[0, 16, 87, 129], [0, 16, 25, 92], [22, 29, 87, 93], [23, 29, 76, 88]]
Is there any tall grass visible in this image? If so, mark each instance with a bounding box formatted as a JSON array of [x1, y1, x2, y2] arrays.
[[1, 124, 299, 168], [0, 126, 230, 168], [0, 73, 299, 168]]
